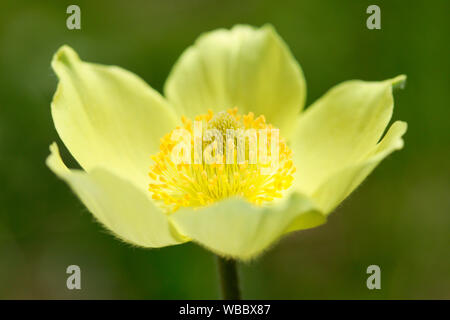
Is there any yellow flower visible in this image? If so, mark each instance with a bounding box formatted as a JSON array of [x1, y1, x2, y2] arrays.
[[47, 25, 407, 260]]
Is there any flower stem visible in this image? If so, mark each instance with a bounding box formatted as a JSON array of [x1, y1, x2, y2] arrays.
[[216, 255, 241, 300]]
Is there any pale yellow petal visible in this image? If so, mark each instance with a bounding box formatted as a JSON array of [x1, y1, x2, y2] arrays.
[[51, 45, 178, 191], [291, 75, 406, 194], [164, 24, 306, 136], [169, 193, 325, 260], [312, 121, 407, 213], [46, 143, 186, 248]]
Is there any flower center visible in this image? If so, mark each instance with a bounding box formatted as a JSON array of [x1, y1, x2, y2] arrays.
[[148, 108, 295, 213], [207, 111, 243, 134]]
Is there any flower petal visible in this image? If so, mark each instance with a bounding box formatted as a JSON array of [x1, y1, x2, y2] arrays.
[[169, 193, 325, 260], [164, 24, 306, 136], [312, 121, 407, 213], [51, 45, 178, 191], [47, 143, 186, 248], [291, 75, 406, 195]]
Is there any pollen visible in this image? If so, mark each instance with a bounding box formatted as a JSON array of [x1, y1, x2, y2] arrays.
[[148, 108, 296, 213]]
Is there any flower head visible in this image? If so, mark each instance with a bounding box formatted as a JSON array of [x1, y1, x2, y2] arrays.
[[47, 25, 407, 260]]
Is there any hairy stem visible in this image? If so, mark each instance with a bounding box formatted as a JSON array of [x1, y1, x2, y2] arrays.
[[216, 255, 241, 300]]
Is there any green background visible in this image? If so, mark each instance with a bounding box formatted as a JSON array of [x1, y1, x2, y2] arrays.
[[0, 0, 449, 299]]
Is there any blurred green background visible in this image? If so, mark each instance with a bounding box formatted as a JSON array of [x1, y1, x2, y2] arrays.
[[0, 0, 449, 299]]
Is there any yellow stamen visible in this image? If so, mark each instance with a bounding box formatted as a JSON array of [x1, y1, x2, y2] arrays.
[[148, 108, 296, 213]]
